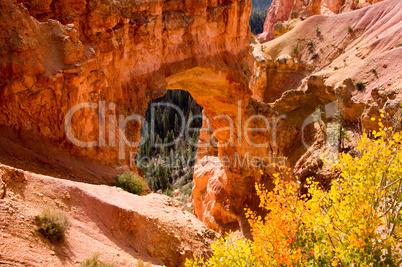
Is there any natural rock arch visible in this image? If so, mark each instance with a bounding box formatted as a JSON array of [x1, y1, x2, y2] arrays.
[[0, 0, 264, 233]]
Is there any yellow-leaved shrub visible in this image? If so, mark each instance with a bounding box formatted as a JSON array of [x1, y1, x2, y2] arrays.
[[187, 123, 402, 266]]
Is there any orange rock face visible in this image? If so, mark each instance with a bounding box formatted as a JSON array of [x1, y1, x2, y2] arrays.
[[0, 0, 252, 164], [257, 0, 385, 43], [0, 0, 257, 234], [193, 157, 238, 233]]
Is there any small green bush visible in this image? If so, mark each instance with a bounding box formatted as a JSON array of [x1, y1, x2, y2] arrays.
[[397, 43, 402, 48], [165, 187, 173, 197], [355, 81, 365, 90], [311, 53, 318, 59], [115, 172, 144, 195], [293, 41, 299, 52], [306, 40, 314, 47], [81, 253, 113, 267], [316, 27, 320, 34], [35, 209, 70, 242], [334, 66, 339, 70], [347, 25, 353, 32], [180, 182, 193, 196], [370, 68, 377, 73]]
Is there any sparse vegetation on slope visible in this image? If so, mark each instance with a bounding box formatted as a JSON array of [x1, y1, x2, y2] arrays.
[[35, 209, 70, 242], [355, 81, 365, 90], [114, 172, 144, 195], [81, 253, 114, 267], [293, 41, 299, 52], [137, 260, 153, 267]]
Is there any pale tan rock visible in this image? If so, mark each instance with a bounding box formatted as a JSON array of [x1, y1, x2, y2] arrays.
[[272, 18, 301, 38], [193, 156, 238, 233], [257, 0, 386, 43]]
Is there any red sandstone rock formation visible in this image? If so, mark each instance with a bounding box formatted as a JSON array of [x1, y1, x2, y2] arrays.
[[193, 156, 239, 233], [256, 0, 295, 42], [257, 0, 385, 43], [195, 0, 401, 233], [0, 0, 252, 165], [0, 0, 401, 244], [0, 0, 260, 238]]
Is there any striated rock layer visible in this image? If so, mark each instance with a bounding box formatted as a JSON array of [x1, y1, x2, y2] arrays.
[[257, 0, 384, 43]]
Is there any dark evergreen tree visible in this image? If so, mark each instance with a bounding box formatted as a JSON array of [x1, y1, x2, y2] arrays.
[[135, 90, 203, 193], [174, 113, 180, 136], [250, 0, 272, 35]]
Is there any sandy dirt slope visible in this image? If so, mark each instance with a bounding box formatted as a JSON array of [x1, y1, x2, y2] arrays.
[[253, 0, 402, 111], [0, 164, 216, 267]]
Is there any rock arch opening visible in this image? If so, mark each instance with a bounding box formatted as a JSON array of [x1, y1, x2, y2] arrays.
[[135, 90, 203, 207]]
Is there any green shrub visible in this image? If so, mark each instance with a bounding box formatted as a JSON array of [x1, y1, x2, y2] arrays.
[[355, 81, 365, 90], [316, 27, 320, 34], [311, 53, 318, 59], [397, 43, 402, 48], [81, 253, 113, 267], [293, 41, 299, 52], [35, 208, 70, 242], [347, 25, 353, 32], [115, 172, 144, 195], [165, 187, 173, 197], [334, 66, 339, 70], [306, 40, 314, 47], [180, 182, 193, 196]]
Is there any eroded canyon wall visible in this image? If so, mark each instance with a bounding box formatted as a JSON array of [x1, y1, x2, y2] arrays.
[[194, 0, 401, 234], [0, 0, 261, 234], [0, 0, 252, 166], [257, 0, 384, 43]]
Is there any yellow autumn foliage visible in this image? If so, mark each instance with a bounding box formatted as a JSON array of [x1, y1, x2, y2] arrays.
[[187, 123, 402, 266]]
